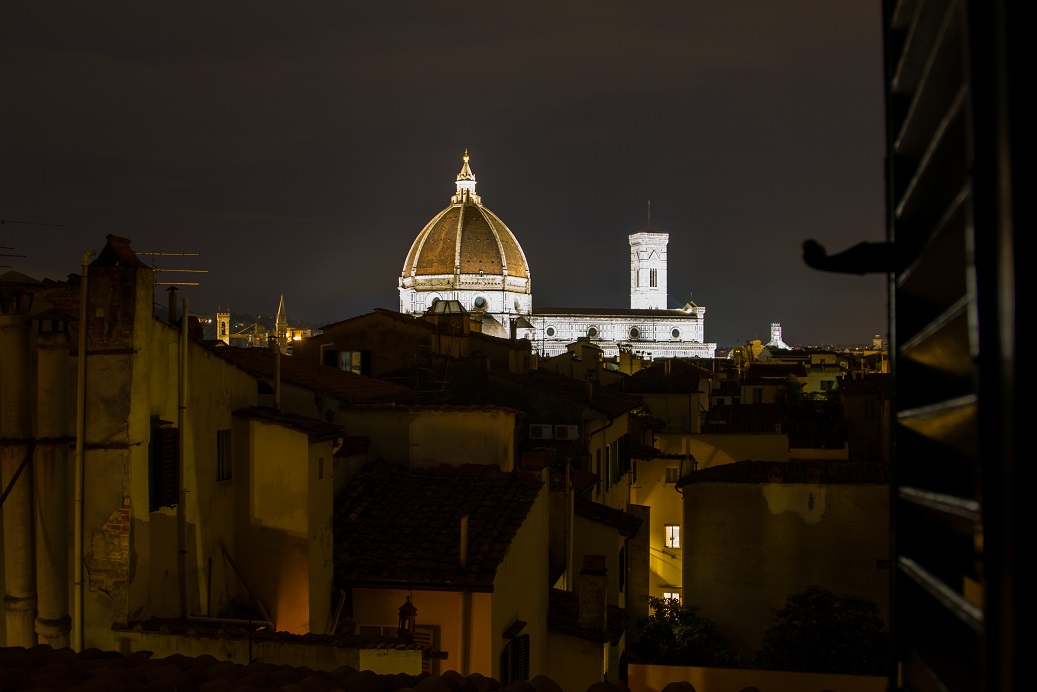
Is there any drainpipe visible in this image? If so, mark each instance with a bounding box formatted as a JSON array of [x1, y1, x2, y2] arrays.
[[73, 249, 94, 650], [178, 296, 189, 618], [0, 285, 36, 646], [34, 316, 72, 647], [459, 515, 470, 675]]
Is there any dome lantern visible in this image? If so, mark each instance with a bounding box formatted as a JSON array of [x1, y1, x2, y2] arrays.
[[451, 149, 481, 205]]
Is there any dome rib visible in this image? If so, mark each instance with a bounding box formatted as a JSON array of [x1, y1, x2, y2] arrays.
[[399, 151, 530, 303]]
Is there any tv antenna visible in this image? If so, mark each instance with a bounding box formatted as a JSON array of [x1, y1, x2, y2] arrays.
[[1, 218, 64, 270], [136, 250, 208, 286]]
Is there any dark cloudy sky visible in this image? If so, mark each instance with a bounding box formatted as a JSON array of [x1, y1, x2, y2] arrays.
[[2, 1, 886, 348]]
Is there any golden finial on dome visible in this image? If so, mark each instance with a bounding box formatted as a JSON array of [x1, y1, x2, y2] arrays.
[[463, 148, 469, 161]]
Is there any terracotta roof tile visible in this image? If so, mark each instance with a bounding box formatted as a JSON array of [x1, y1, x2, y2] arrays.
[[234, 406, 345, 441], [334, 463, 542, 589], [491, 369, 643, 419], [839, 372, 890, 396], [621, 358, 713, 394], [745, 362, 807, 378], [702, 404, 784, 434], [209, 345, 420, 405], [574, 499, 643, 537]]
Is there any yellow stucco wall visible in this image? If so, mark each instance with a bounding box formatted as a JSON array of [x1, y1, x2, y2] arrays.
[[683, 482, 890, 658], [545, 631, 606, 692], [343, 408, 516, 471], [352, 587, 469, 675], [487, 477, 550, 679], [629, 458, 683, 599], [654, 432, 790, 467], [239, 419, 334, 635], [351, 480, 549, 680]]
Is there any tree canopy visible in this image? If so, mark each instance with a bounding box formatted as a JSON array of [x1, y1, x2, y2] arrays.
[[631, 597, 741, 668], [754, 585, 889, 675]]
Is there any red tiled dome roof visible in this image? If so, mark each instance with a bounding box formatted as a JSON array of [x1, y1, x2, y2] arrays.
[[400, 152, 530, 291]]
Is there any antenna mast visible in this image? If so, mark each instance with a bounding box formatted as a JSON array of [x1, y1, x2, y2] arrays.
[[1, 218, 64, 269]]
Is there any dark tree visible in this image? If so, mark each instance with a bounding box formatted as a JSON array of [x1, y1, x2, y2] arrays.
[[754, 585, 888, 675], [631, 597, 741, 668]]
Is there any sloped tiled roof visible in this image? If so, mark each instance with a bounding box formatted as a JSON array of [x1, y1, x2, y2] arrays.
[[745, 362, 807, 379], [319, 307, 436, 332], [209, 345, 420, 405], [678, 460, 890, 486], [491, 368, 644, 419], [621, 359, 714, 394], [701, 404, 783, 434], [334, 463, 542, 589], [714, 379, 741, 396], [548, 588, 627, 645], [839, 372, 890, 396], [574, 499, 643, 537], [0, 643, 636, 692], [234, 406, 344, 441]]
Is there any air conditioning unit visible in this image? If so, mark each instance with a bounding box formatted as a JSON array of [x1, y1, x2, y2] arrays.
[[529, 424, 554, 440], [554, 425, 579, 441]]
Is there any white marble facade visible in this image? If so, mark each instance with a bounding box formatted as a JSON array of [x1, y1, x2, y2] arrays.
[[400, 153, 716, 358]]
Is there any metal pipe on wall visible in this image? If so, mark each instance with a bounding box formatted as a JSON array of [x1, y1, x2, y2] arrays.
[[34, 318, 72, 647], [0, 292, 37, 646], [73, 249, 94, 651], [178, 296, 189, 619]]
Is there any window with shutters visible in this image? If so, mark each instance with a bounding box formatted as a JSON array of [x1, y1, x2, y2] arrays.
[[500, 633, 529, 685], [149, 425, 179, 511], [216, 429, 231, 481]]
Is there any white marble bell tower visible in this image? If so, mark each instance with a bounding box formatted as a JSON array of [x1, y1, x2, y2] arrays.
[[629, 226, 669, 310]]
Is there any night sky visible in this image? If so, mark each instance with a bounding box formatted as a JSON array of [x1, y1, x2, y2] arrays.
[[2, 1, 887, 348]]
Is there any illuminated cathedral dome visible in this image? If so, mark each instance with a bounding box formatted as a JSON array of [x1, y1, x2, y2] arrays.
[[399, 151, 532, 335]]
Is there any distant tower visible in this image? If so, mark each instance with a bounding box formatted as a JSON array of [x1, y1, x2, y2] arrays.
[[216, 311, 230, 345], [275, 294, 288, 354], [629, 207, 668, 309], [766, 322, 791, 350]]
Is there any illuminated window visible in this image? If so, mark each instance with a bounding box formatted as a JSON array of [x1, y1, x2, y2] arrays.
[[665, 524, 680, 549], [338, 351, 358, 374], [216, 429, 231, 481], [663, 591, 681, 602]]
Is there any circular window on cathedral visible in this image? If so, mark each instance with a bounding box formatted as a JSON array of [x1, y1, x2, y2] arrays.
[[587, 326, 599, 338], [546, 327, 556, 337], [430, 296, 440, 306], [629, 327, 640, 339], [671, 328, 680, 338], [473, 296, 487, 309]]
